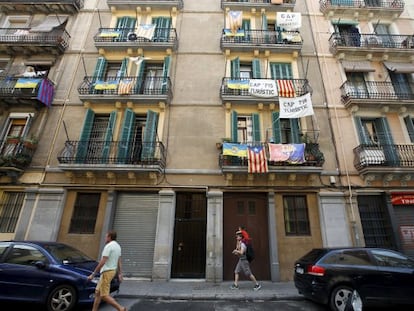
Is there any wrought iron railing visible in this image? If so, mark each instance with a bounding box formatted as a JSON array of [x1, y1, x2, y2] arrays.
[[220, 78, 310, 97], [218, 142, 324, 169], [0, 76, 55, 107], [340, 81, 414, 101], [94, 27, 178, 46], [0, 139, 37, 170], [222, 0, 296, 4], [354, 144, 414, 169], [57, 140, 166, 169], [221, 29, 302, 47], [0, 28, 70, 51], [107, 0, 183, 9], [329, 32, 413, 50], [320, 0, 404, 11], [77, 76, 172, 97], [0, 0, 84, 12]]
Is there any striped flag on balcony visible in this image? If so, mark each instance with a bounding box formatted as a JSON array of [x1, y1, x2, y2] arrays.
[[247, 145, 268, 173], [277, 79, 295, 97]]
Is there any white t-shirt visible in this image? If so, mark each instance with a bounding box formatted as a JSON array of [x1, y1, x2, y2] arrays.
[[100, 240, 122, 273]]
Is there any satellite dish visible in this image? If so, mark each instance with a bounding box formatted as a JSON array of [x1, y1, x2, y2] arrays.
[[127, 32, 138, 41]]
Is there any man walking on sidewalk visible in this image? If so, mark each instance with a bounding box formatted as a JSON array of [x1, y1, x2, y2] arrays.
[[88, 230, 126, 311], [230, 230, 261, 291]]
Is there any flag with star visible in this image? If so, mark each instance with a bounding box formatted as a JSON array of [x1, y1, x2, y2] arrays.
[[247, 145, 268, 173]]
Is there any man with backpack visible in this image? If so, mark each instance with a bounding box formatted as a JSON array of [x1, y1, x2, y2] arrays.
[[230, 230, 261, 291]]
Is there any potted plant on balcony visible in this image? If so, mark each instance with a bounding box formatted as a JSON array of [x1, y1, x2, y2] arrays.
[[22, 135, 38, 150], [6, 135, 21, 144]]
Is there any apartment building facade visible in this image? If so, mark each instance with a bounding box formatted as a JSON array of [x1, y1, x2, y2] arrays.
[[1, 0, 412, 283]]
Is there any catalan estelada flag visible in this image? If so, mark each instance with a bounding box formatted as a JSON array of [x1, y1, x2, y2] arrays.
[[247, 145, 268, 173]]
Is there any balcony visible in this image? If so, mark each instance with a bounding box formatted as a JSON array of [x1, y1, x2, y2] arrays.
[[106, 0, 183, 11], [221, 0, 296, 12], [320, 0, 404, 21], [57, 140, 166, 175], [354, 144, 414, 182], [0, 0, 83, 14], [329, 33, 414, 58], [219, 142, 324, 174], [221, 29, 302, 54], [340, 81, 414, 109], [77, 76, 172, 105], [94, 27, 178, 52], [0, 76, 55, 108], [0, 138, 37, 179], [0, 28, 70, 56], [220, 78, 310, 104]]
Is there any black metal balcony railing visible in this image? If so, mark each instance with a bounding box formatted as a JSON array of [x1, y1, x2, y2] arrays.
[[221, 78, 310, 98], [221, 29, 302, 48], [320, 0, 404, 11], [0, 28, 70, 54], [57, 140, 166, 169], [0, 76, 55, 107], [219, 142, 324, 169], [341, 81, 414, 102], [222, 0, 296, 6], [0, 0, 84, 14], [78, 76, 172, 97], [0, 139, 37, 170], [94, 27, 178, 50], [354, 144, 414, 170], [329, 33, 414, 50], [107, 0, 184, 10]]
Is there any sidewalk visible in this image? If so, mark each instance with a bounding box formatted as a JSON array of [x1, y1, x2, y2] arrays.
[[112, 278, 302, 301]]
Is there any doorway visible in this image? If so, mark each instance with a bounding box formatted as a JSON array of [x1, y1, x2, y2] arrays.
[[223, 193, 270, 280]]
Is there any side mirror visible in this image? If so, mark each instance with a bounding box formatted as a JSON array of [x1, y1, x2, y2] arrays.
[[34, 260, 47, 269], [345, 290, 363, 311]]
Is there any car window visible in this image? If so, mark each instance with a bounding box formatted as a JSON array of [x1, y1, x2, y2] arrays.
[[4, 245, 47, 266], [371, 249, 414, 268], [0, 242, 11, 258], [322, 250, 373, 266], [43, 243, 94, 264]]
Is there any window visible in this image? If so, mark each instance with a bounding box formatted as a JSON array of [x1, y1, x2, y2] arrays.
[[0, 114, 33, 156], [5, 244, 46, 266], [231, 111, 261, 143], [345, 72, 368, 97], [283, 195, 310, 235], [69, 193, 100, 234], [404, 116, 414, 143], [371, 249, 414, 268], [0, 192, 25, 233], [322, 250, 373, 266], [271, 112, 301, 143]]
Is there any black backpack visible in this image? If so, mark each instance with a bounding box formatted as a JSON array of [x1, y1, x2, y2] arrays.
[[245, 242, 255, 263]]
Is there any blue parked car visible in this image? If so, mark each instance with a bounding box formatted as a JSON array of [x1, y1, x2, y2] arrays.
[[0, 240, 120, 311]]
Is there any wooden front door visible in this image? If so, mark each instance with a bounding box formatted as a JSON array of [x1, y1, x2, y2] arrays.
[[223, 193, 270, 280]]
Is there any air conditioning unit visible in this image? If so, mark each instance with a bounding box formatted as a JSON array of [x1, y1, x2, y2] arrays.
[[127, 32, 138, 41]]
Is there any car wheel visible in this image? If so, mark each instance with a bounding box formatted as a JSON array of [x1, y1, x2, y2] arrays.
[[329, 285, 353, 311], [47, 284, 77, 311]]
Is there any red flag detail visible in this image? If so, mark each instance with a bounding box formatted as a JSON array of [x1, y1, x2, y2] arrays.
[[277, 79, 295, 97], [247, 146, 268, 173]]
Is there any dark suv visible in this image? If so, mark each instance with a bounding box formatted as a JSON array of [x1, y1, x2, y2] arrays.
[[294, 247, 414, 311]]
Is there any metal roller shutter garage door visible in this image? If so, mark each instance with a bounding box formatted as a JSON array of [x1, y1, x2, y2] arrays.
[[113, 193, 159, 278], [394, 205, 414, 259]]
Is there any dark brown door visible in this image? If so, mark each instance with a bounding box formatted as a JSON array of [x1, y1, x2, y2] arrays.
[[223, 193, 270, 281], [171, 193, 206, 278]]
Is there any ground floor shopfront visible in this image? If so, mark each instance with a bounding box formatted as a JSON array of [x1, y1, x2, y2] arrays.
[[7, 187, 413, 281]]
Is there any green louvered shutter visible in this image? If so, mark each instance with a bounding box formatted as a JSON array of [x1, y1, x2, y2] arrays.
[[118, 58, 129, 79], [272, 112, 281, 143], [134, 60, 146, 93], [116, 16, 136, 41], [117, 109, 135, 163], [404, 116, 414, 143], [141, 110, 159, 160], [252, 113, 261, 143], [290, 118, 301, 143], [262, 13, 270, 43], [252, 59, 261, 79], [379, 117, 398, 165], [242, 19, 250, 42], [93, 57, 107, 81], [270, 63, 293, 79], [102, 111, 117, 162], [354, 117, 371, 144], [231, 111, 238, 143], [161, 56, 171, 94], [153, 17, 171, 42], [231, 57, 240, 79], [76, 109, 94, 163]]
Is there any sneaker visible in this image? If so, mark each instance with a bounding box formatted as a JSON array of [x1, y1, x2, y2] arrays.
[[230, 283, 239, 290], [253, 284, 261, 291]]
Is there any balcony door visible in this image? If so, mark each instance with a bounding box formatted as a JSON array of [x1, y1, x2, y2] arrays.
[[0, 115, 32, 156], [346, 72, 368, 98]]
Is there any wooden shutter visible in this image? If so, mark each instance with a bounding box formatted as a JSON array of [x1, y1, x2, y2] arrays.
[[76, 109, 95, 162], [379, 117, 398, 165], [354, 117, 371, 144], [102, 111, 117, 162], [272, 112, 281, 143], [290, 118, 301, 143], [153, 17, 171, 42], [116, 16, 136, 41], [141, 110, 159, 160], [162, 56, 171, 94], [252, 113, 261, 143], [252, 59, 261, 79], [404, 116, 414, 143], [118, 58, 129, 79], [231, 57, 240, 79], [117, 108, 135, 163], [134, 60, 146, 93], [270, 63, 293, 79], [93, 57, 107, 81], [231, 111, 238, 143]]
